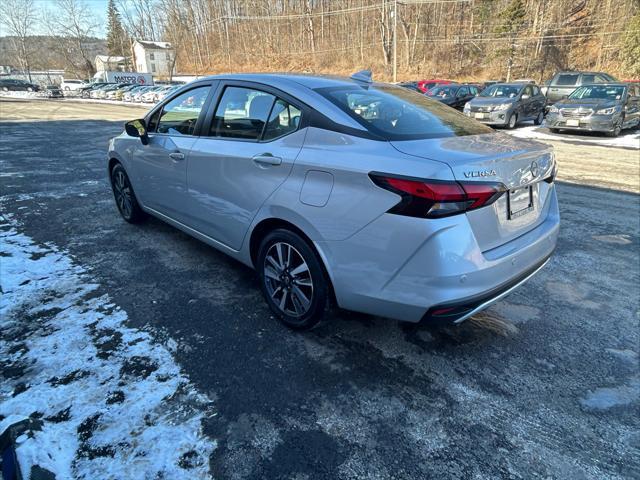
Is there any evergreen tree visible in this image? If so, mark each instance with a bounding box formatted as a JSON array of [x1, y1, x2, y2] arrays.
[[495, 0, 527, 81], [620, 13, 640, 77], [106, 0, 128, 60]]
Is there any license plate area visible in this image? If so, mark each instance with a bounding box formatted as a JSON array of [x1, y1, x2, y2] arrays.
[[508, 186, 534, 219], [566, 119, 580, 127], [474, 112, 487, 119]]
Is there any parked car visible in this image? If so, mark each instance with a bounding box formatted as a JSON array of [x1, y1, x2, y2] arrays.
[[60, 79, 87, 91], [41, 85, 64, 98], [80, 82, 108, 98], [545, 83, 640, 137], [417, 79, 456, 93], [464, 82, 546, 128], [107, 72, 558, 330], [155, 85, 181, 102], [541, 71, 617, 104], [131, 86, 155, 103], [141, 86, 165, 103], [427, 84, 479, 110], [123, 85, 147, 102], [112, 84, 139, 101], [398, 81, 422, 93], [0, 78, 40, 92], [105, 84, 135, 100]]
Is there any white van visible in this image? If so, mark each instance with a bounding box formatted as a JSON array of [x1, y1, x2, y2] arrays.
[[60, 79, 87, 91]]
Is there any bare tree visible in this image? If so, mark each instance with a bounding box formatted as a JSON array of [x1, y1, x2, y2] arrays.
[[43, 0, 99, 78], [0, 0, 37, 81]]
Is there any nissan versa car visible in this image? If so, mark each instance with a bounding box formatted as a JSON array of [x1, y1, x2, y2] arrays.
[[464, 82, 546, 128], [546, 83, 640, 137], [108, 72, 559, 330]]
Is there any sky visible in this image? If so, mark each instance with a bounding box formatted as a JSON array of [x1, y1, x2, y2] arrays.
[[31, 0, 109, 38]]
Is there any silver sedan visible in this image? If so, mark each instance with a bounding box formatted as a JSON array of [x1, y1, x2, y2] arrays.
[[107, 72, 559, 330]]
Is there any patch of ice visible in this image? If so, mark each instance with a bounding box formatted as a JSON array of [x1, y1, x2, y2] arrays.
[[0, 217, 215, 479], [505, 124, 640, 150]]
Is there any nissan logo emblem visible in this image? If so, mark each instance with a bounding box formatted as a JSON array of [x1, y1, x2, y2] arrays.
[[531, 161, 539, 177]]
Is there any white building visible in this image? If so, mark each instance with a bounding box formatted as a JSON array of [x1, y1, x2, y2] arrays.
[[132, 40, 175, 77], [95, 55, 128, 72]]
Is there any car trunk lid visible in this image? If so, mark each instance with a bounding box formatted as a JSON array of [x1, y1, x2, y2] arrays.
[[390, 132, 555, 251]]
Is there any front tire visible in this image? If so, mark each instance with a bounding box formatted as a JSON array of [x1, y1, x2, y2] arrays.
[[257, 229, 329, 330], [550, 128, 560, 134], [506, 113, 518, 129], [110, 163, 146, 223], [534, 111, 544, 126], [607, 123, 622, 137]]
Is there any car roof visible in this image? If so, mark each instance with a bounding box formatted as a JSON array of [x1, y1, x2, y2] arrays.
[[198, 72, 379, 90], [488, 83, 529, 88]]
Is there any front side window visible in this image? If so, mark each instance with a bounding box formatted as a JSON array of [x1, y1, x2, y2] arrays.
[[523, 85, 533, 97], [156, 86, 210, 136], [211, 86, 276, 139], [316, 84, 492, 140], [556, 74, 579, 86], [457, 87, 469, 96]]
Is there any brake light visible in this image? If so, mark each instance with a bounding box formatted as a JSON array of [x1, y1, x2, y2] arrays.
[[370, 173, 506, 218]]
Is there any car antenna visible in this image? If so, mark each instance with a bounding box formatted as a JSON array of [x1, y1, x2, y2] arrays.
[[350, 70, 373, 84]]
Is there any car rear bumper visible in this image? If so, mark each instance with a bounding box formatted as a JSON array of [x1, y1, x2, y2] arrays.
[[316, 185, 559, 323]]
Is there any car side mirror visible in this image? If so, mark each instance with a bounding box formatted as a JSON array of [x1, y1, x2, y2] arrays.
[[521, 94, 530, 100], [125, 119, 149, 145]]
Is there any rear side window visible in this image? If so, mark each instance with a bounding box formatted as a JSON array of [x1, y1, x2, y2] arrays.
[[156, 86, 210, 136], [555, 74, 579, 86], [211, 87, 275, 139], [263, 99, 302, 141], [532, 85, 541, 95], [316, 84, 492, 140]]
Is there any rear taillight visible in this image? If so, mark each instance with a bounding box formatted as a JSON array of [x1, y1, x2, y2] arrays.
[[370, 173, 506, 219]]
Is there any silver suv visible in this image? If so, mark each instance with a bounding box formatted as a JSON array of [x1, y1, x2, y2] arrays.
[[108, 73, 559, 330]]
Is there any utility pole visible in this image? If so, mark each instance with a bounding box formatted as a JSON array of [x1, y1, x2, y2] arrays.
[[392, 0, 397, 82]]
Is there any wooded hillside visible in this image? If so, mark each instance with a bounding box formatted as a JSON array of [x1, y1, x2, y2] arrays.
[[118, 0, 639, 81]]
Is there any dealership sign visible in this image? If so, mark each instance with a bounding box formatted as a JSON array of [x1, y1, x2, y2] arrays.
[[113, 74, 149, 84]]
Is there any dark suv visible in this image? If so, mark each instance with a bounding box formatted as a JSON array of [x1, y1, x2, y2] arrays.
[[427, 84, 479, 110], [0, 78, 40, 92], [541, 71, 617, 104]]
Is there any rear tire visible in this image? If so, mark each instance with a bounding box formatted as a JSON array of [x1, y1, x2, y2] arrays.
[[506, 113, 517, 129], [110, 163, 146, 223], [257, 229, 330, 330]]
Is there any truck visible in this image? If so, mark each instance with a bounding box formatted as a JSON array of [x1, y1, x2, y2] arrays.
[[541, 71, 616, 105], [92, 71, 154, 86]]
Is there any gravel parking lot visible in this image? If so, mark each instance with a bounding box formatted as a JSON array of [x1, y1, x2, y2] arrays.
[[1, 98, 639, 479]]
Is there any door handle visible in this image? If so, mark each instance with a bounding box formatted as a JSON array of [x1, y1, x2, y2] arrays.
[[169, 151, 185, 161], [252, 154, 282, 166]]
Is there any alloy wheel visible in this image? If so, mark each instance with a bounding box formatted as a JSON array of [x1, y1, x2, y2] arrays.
[[113, 169, 133, 219], [263, 242, 314, 318]]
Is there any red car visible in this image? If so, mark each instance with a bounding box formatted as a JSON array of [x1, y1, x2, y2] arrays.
[[417, 79, 456, 93]]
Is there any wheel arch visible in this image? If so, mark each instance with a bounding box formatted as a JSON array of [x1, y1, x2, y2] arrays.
[[248, 216, 337, 305]]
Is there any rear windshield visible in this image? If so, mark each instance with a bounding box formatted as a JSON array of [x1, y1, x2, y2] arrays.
[[479, 84, 522, 98], [555, 74, 579, 86], [568, 85, 626, 100], [315, 84, 492, 140]]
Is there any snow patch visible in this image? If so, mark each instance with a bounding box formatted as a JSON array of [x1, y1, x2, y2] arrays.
[[505, 124, 640, 149], [0, 217, 215, 479]]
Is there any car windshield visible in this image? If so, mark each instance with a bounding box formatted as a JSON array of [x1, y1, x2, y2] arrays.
[[428, 86, 458, 98], [568, 85, 626, 100], [479, 85, 522, 98], [316, 84, 492, 140]]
